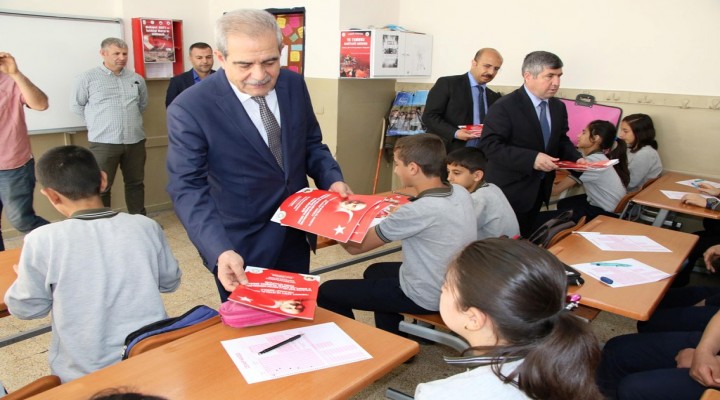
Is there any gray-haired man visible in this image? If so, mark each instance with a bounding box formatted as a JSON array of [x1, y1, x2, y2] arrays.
[[71, 37, 148, 215]]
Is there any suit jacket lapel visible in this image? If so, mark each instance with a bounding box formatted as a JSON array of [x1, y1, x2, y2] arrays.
[[518, 87, 546, 150], [275, 74, 290, 173], [213, 69, 283, 173], [460, 74, 473, 122]]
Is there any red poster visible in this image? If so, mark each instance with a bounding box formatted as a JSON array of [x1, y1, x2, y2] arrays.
[[140, 18, 175, 63], [339, 30, 371, 78], [554, 159, 619, 171], [228, 267, 320, 320], [271, 188, 410, 243]]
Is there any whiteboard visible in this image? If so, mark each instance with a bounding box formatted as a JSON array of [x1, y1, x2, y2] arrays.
[[0, 10, 123, 134]]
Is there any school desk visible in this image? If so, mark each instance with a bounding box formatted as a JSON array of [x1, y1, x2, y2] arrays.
[[30, 307, 419, 400], [631, 171, 720, 227], [551, 216, 698, 320], [0, 248, 21, 318]]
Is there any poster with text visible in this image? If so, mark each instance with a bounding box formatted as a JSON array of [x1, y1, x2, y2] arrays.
[[340, 30, 371, 78], [140, 18, 175, 63]]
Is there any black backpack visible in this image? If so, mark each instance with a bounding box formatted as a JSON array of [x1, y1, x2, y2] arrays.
[[526, 210, 575, 248]]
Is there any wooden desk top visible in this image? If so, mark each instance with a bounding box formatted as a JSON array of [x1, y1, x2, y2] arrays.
[[551, 216, 698, 321], [632, 171, 720, 220], [0, 248, 21, 317], [32, 308, 419, 400]]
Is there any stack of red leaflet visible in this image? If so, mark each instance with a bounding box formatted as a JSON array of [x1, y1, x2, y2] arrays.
[[554, 159, 619, 171], [271, 188, 410, 243], [228, 267, 321, 320]]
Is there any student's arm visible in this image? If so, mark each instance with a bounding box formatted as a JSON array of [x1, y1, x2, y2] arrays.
[[4, 248, 52, 320], [341, 227, 388, 255], [0, 52, 48, 111], [689, 310, 720, 387], [155, 226, 182, 293], [682, 193, 719, 210], [552, 176, 579, 196]]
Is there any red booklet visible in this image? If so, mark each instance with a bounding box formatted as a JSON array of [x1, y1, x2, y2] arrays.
[[271, 188, 410, 243], [459, 124, 483, 136], [228, 267, 321, 320], [554, 159, 618, 171]]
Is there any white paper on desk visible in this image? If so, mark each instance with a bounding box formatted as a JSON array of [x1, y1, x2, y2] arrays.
[[660, 190, 716, 200], [676, 179, 720, 189], [221, 322, 372, 383], [572, 258, 672, 288], [576, 232, 671, 252]]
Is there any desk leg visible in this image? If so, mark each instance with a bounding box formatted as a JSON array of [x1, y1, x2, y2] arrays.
[[0, 324, 51, 348], [652, 209, 670, 227]]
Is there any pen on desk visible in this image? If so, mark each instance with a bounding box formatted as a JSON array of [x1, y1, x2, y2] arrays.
[[258, 334, 303, 355], [600, 276, 614, 285], [591, 262, 632, 267]]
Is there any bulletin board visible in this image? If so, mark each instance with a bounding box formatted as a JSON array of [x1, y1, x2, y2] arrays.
[[560, 97, 623, 145], [266, 8, 305, 75]]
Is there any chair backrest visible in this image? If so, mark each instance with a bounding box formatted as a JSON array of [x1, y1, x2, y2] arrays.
[[127, 315, 221, 358], [701, 389, 720, 400], [4, 375, 61, 400], [640, 176, 660, 191], [546, 216, 587, 248], [614, 191, 638, 214]]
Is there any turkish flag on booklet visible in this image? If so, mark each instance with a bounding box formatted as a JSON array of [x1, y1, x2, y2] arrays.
[[271, 188, 410, 243], [228, 267, 320, 320]]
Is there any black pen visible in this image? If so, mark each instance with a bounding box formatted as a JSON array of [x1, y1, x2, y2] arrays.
[[258, 334, 303, 355]]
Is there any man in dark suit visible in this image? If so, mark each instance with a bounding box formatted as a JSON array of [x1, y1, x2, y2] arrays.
[[164, 42, 215, 107], [478, 51, 582, 236], [166, 9, 351, 301], [422, 48, 503, 153]]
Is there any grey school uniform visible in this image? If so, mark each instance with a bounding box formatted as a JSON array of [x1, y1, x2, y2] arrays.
[[627, 146, 663, 192], [472, 182, 520, 239], [581, 153, 627, 212]]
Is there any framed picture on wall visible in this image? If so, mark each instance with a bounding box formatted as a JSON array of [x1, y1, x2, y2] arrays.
[[266, 7, 306, 75]]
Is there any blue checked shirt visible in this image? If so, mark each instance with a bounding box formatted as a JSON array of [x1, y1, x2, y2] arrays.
[[71, 65, 148, 144]]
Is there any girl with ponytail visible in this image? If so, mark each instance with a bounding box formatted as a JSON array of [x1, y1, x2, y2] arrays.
[[415, 238, 602, 400]]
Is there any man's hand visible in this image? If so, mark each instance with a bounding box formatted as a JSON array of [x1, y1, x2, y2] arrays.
[[12, 263, 18, 275], [455, 128, 481, 142], [329, 181, 353, 198], [533, 153, 559, 172], [690, 349, 720, 387], [217, 250, 247, 292], [676, 348, 695, 368], [0, 52, 19, 75], [704, 245, 720, 273], [682, 193, 707, 208]]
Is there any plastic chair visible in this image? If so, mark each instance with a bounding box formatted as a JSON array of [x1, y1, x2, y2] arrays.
[[126, 315, 221, 358], [4, 375, 61, 400]]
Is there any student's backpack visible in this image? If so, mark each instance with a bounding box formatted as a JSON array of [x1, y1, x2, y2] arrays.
[[121, 305, 219, 360], [525, 210, 584, 286], [526, 210, 575, 248]]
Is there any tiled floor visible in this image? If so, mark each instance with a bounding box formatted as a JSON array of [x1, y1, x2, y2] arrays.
[[0, 210, 641, 399]]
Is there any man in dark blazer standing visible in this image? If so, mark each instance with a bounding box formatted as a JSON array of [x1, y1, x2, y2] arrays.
[[166, 9, 351, 301], [479, 51, 582, 236], [422, 48, 503, 153], [164, 42, 215, 107]]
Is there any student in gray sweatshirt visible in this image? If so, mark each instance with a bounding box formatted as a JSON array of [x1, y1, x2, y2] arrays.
[[5, 145, 181, 382]]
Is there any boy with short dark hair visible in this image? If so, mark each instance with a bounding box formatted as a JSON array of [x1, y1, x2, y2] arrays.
[[446, 147, 520, 239], [5, 145, 182, 382], [318, 134, 476, 335]]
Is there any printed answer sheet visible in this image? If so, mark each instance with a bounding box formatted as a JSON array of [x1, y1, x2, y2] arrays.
[[576, 232, 671, 252], [572, 258, 672, 288], [221, 322, 372, 383]]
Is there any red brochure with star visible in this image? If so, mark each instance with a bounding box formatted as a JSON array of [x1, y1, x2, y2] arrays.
[[228, 267, 320, 320], [271, 188, 410, 243]]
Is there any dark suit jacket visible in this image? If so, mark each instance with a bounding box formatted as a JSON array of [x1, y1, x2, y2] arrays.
[[166, 68, 344, 273], [422, 73, 501, 153], [165, 69, 215, 107], [478, 86, 580, 213]]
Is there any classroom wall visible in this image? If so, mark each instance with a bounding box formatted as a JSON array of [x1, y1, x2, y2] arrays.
[[2, 0, 719, 236]]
